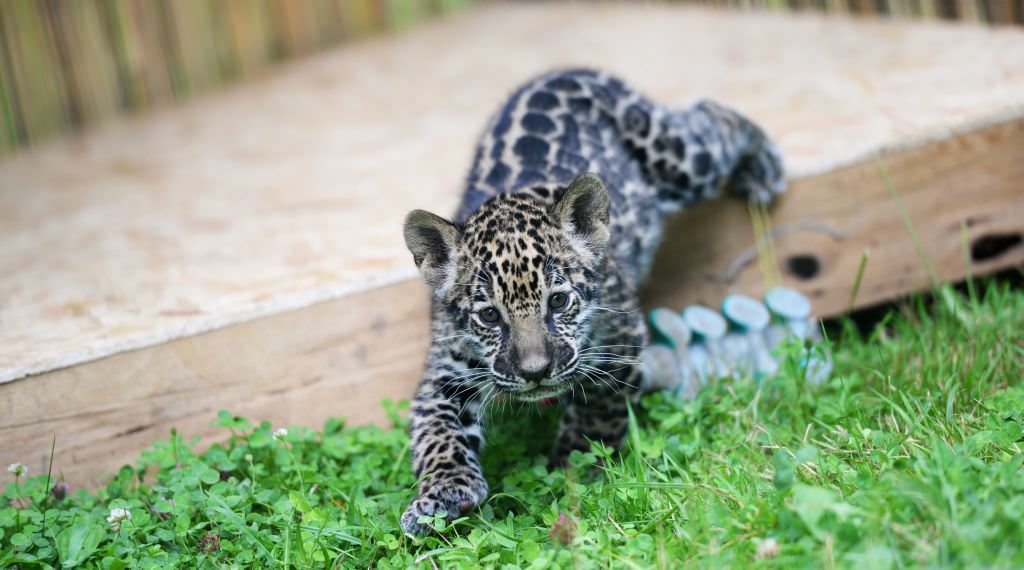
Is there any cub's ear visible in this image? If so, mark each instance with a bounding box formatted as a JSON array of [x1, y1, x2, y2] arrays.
[[554, 173, 611, 258], [403, 209, 461, 290]]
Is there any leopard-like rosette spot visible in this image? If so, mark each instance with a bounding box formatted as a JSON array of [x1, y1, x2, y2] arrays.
[[400, 476, 489, 535]]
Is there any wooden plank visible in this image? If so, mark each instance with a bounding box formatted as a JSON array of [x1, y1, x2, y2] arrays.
[[0, 279, 430, 489], [642, 117, 1024, 316], [2, 118, 1022, 488]]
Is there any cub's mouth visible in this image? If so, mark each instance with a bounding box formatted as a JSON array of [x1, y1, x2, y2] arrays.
[[514, 384, 569, 403]]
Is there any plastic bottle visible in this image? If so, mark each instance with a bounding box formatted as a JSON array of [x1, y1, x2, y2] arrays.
[[681, 305, 728, 382], [763, 287, 832, 384], [721, 294, 776, 377]]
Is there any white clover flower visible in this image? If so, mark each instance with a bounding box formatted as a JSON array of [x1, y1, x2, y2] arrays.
[[272, 428, 288, 440], [107, 507, 132, 530], [756, 537, 780, 560], [8, 463, 27, 477]]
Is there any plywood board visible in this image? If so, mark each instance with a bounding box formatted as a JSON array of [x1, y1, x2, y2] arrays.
[[2, 4, 1024, 384]]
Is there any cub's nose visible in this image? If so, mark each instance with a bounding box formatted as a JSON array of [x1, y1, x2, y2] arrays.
[[517, 355, 552, 383]]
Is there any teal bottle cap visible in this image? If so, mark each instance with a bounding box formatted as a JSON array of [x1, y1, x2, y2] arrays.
[[721, 294, 770, 331], [682, 305, 727, 340], [648, 308, 691, 348], [764, 287, 811, 321]]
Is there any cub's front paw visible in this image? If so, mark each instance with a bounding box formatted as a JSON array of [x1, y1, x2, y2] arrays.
[[400, 477, 488, 535]]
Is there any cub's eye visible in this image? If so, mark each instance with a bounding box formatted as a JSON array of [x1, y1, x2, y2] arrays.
[[549, 292, 569, 310], [478, 307, 501, 324]]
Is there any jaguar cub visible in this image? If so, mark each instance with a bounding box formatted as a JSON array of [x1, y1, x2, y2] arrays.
[[401, 68, 785, 534]]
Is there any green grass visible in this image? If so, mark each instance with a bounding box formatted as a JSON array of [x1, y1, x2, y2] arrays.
[[3, 282, 1023, 569]]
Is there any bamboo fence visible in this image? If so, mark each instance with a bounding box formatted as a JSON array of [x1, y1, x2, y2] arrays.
[[0, 0, 1019, 156], [0, 0, 470, 155]]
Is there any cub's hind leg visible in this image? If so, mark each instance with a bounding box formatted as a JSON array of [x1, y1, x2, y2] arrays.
[[618, 97, 787, 210]]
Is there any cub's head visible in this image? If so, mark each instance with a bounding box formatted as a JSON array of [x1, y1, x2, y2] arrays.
[[404, 174, 610, 402]]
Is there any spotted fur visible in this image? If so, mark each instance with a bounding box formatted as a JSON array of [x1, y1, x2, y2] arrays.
[[400, 68, 785, 534]]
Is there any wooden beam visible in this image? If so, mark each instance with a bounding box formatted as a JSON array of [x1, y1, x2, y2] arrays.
[[2, 118, 1022, 488], [0, 279, 431, 489], [642, 118, 1024, 315]]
